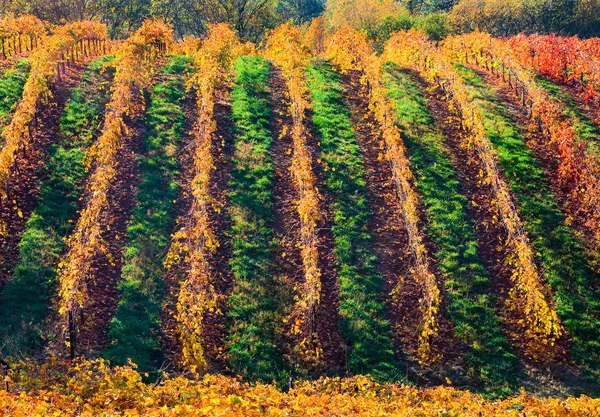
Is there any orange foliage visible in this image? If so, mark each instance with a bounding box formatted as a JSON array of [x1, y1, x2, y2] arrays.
[[56, 20, 172, 357], [303, 16, 326, 57], [385, 30, 563, 360], [0, 14, 46, 58], [507, 34, 600, 123], [172, 36, 202, 56], [265, 23, 323, 363], [164, 23, 247, 374], [2, 359, 600, 416], [446, 31, 600, 276], [327, 26, 441, 364]]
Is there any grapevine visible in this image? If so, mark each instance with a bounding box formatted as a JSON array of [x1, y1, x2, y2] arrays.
[[327, 26, 441, 363], [264, 23, 324, 363], [507, 34, 600, 123], [0, 7, 598, 403], [384, 30, 563, 359], [0, 20, 107, 238], [56, 20, 172, 358], [4, 358, 600, 416], [303, 16, 326, 56], [164, 23, 246, 374], [0, 14, 46, 59], [445, 32, 600, 276]]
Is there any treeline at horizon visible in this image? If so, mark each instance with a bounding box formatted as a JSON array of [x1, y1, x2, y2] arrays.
[[1, 0, 599, 41]]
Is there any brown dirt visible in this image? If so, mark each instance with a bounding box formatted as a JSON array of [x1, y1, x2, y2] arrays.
[[304, 110, 346, 375], [417, 70, 568, 364], [0, 55, 23, 76], [0, 59, 14, 75], [303, 127, 347, 370], [340, 71, 462, 376], [0, 53, 30, 75], [269, 66, 345, 376], [0, 62, 87, 290], [268, 67, 306, 369]]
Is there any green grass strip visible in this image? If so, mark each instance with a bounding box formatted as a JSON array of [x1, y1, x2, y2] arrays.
[[534, 76, 600, 162], [0, 57, 112, 357], [457, 64, 600, 383], [0, 60, 29, 135], [305, 60, 399, 381], [104, 56, 193, 374], [383, 65, 518, 395], [226, 56, 289, 385]]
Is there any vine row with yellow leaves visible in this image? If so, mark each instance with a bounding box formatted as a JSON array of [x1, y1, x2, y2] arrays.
[[326, 26, 440, 364], [0, 20, 108, 237], [56, 20, 172, 358], [164, 24, 247, 374], [0, 14, 46, 59], [384, 30, 563, 359], [264, 23, 324, 363]]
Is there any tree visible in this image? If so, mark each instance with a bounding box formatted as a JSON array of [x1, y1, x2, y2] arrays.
[[450, 0, 600, 37], [401, 0, 456, 13], [94, 0, 150, 38], [2, 0, 99, 22], [277, 0, 324, 22], [151, 0, 279, 41], [324, 0, 408, 33], [1, 0, 301, 41]]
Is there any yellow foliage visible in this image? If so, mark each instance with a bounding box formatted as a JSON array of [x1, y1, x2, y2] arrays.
[[265, 23, 324, 365], [3, 359, 600, 416], [0, 14, 46, 57]]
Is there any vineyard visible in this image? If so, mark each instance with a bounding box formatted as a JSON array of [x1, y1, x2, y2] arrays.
[[1, 14, 600, 414]]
